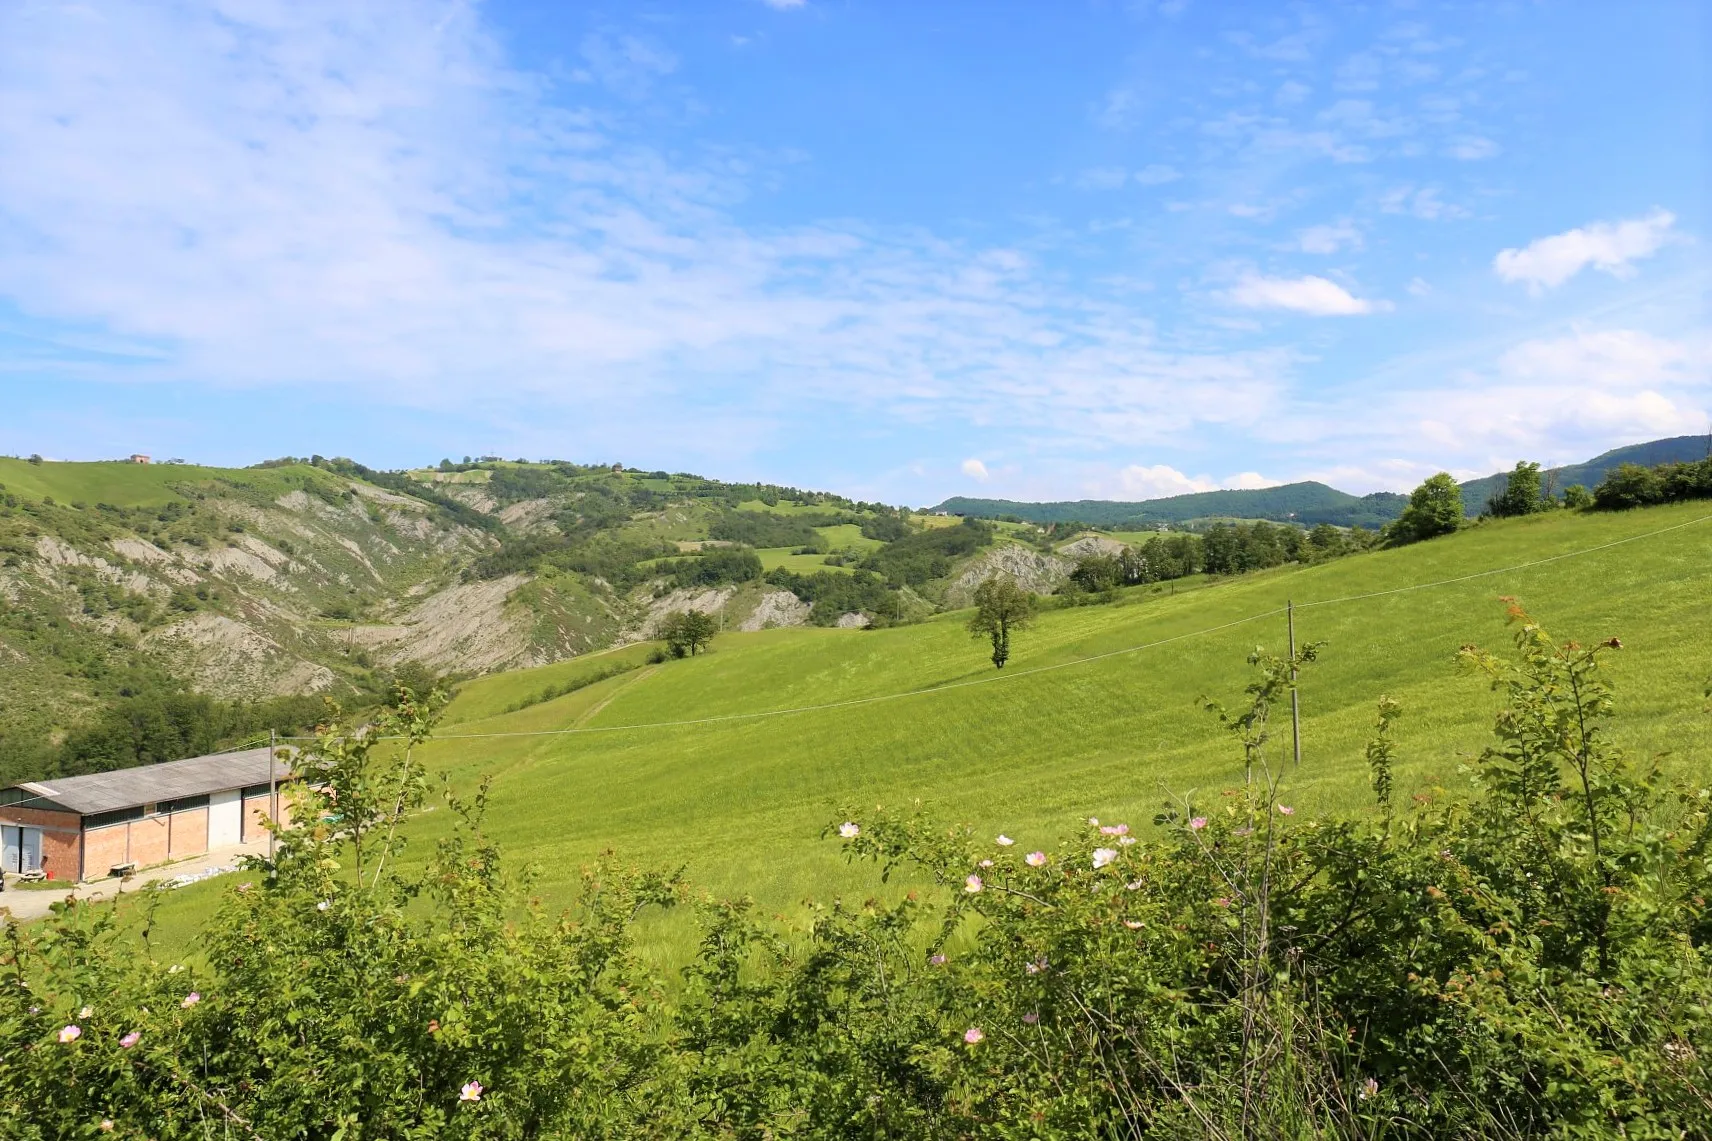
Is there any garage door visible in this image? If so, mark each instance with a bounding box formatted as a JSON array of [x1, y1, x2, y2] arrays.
[[207, 789, 243, 849]]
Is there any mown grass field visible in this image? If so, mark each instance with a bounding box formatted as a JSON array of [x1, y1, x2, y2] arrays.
[[131, 504, 1712, 956], [0, 458, 318, 508]]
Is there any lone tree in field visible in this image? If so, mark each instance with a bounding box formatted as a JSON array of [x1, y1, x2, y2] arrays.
[[967, 574, 1034, 670], [1393, 472, 1464, 543], [661, 610, 718, 658], [1488, 460, 1545, 517]]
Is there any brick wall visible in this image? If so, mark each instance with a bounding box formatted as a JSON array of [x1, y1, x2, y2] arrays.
[[130, 816, 169, 868], [83, 825, 129, 878], [168, 806, 208, 860], [1, 805, 83, 880]]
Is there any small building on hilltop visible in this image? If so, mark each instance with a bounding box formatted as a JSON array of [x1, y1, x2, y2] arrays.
[[0, 748, 293, 882], [128, 454, 151, 464]]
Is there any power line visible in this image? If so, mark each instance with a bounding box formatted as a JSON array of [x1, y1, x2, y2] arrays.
[[277, 509, 1712, 745]]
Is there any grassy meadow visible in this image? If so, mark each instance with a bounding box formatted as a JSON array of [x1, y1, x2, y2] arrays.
[[134, 503, 1712, 957]]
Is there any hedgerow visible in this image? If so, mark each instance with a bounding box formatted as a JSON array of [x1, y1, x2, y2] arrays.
[[3, 605, 1707, 1138]]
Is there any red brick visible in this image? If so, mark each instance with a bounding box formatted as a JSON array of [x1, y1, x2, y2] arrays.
[[82, 825, 130, 879], [168, 807, 208, 860], [129, 817, 169, 868]]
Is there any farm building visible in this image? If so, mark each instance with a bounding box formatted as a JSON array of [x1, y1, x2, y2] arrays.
[[0, 748, 292, 882]]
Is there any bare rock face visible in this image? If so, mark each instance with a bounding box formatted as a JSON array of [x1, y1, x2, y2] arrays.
[[834, 611, 872, 628], [739, 590, 811, 632], [143, 614, 336, 698], [944, 544, 1073, 608], [636, 586, 737, 640], [1058, 535, 1128, 560], [351, 573, 539, 675]]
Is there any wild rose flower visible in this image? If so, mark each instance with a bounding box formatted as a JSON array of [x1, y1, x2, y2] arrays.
[[1358, 1077, 1378, 1100], [460, 1080, 483, 1102], [316, 900, 330, 912], [119, 1031, 141, 1049], [58, 1025, 81, 1043], [995, 834, 1014, 846], [1125, 880, 1143, 891], [1215, 897, 1232, 908], [929, 953, 947, 966], [1124, 920, 1145, 930], [964, 874, 983, 893], [1087, 817, 1099, 826], [979, 859, 994, 868], [1277, 804, 1295, 816], [839, 822, 859, 839], [1022, 1012, 1039, 1025], [181, 993, 201, 1009], [79, 1005, 93, 1018], [1118, 835, 1136, 846], [1092, 847, 1118, 869], [1026, 851, 1048, 867], [1189, 817, 1208, 831], [963, 1027, 984, 1045], [1098, 823, 1129, 836]]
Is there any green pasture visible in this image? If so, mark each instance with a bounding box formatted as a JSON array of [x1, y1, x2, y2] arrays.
[[755, 547, 850, 574], [815, 523, 885, 552], [125, 504, 1712, 958], [0, 458, 318, 508]]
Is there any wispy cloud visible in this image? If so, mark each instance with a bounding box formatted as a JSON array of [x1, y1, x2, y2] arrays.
[[960, 457, 990, 481], [1493, 210, 1677, 292]]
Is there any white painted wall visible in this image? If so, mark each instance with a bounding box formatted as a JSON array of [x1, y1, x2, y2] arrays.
[[207, 789, 243, 849]]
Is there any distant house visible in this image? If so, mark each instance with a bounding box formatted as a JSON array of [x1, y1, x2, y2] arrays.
[[0, 748, 293, 882], [129, 454, 151, 464]]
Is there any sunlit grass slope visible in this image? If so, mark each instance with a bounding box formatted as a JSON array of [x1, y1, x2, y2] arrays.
[[142, 505, 1712, 952], [0, 457, 324, 507], [418, 505, 1710, 895]]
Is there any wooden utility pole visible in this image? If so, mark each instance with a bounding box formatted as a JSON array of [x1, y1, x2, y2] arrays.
[[1288, 601, 1302, 768]]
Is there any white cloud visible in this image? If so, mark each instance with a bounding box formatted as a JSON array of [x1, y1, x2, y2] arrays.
[[1447, 135, 1499, 160], [761, 0, 807, 9], [1225, 274, 1385, 316], [1134, 164, 1180, 185], [0, 0, 1293, 456], [1493, 210, 1676, 292], [1226, 471, 1282, 490], [1075, 167, 1130, 190], [961, 458, 990, 482], [1406, 277, 1432, 296], [1117, 464, 1215, 498], [1297, 220, 1362, 255], [1380, 185, 1468, 221], [1497, 329, 1692, 388]]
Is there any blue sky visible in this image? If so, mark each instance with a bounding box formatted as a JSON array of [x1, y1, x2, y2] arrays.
[[0, 0, 1705, 505]]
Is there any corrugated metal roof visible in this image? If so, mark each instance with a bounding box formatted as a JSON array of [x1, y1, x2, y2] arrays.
[[7, 748, 292, 817]]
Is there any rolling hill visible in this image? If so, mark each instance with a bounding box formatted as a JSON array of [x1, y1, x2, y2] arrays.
[[126, 499, 1712, 959], [935, 481, 1407, 528], [932, 434, 1712, 528]]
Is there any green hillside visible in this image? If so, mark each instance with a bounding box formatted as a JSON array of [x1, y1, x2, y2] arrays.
[[134, 500, 1712, 958], [1458, 433, 1712, 515], [935, 481, 1406, 528]]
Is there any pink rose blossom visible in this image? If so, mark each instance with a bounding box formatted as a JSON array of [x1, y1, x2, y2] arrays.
[[1124, 920, 1145, 930], [181, 993, 201, 1009], [1118, 836, 1136, 846], [963, 1027, 984, 1045], [119, 1031, 141, 1049], [1025, 851, 1048, 867], [460, 1080, 484, 1102], [1189, 817, 1208, 831], [58, 1025, 81, 1043], [1099, 823, 1129, 836], [1277, 804, 1295, 816], [964, 874, 983, 894], [1022, 1012, 1039, 1025], [979, 859, 993, 868], [1092, 847, 1118, 869], [929, 953, 947, 966]]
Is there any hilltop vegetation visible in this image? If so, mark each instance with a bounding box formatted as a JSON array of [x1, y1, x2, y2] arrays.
[[936, 480, 1406, 529]]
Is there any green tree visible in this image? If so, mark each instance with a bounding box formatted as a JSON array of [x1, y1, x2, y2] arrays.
[[1487, 460, 1544, 517], [1561, 482, 1593, 509], [1393, 472, 1463, 543], [661, 609, 718, 658], [966, 574, 1034, 669]]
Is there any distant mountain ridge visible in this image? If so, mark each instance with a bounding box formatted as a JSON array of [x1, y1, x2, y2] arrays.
[[932, 435, 1712, 529], [1456, 435, 1712, 516], [934, 481, 1407, 529]]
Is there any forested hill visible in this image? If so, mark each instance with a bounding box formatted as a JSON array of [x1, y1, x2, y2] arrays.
[[934, 481, 1408, 529], [1457, 434, 1712, 515]]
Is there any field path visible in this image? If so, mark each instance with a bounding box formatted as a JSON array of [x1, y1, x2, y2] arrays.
[[575, 665, 659, 727]]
